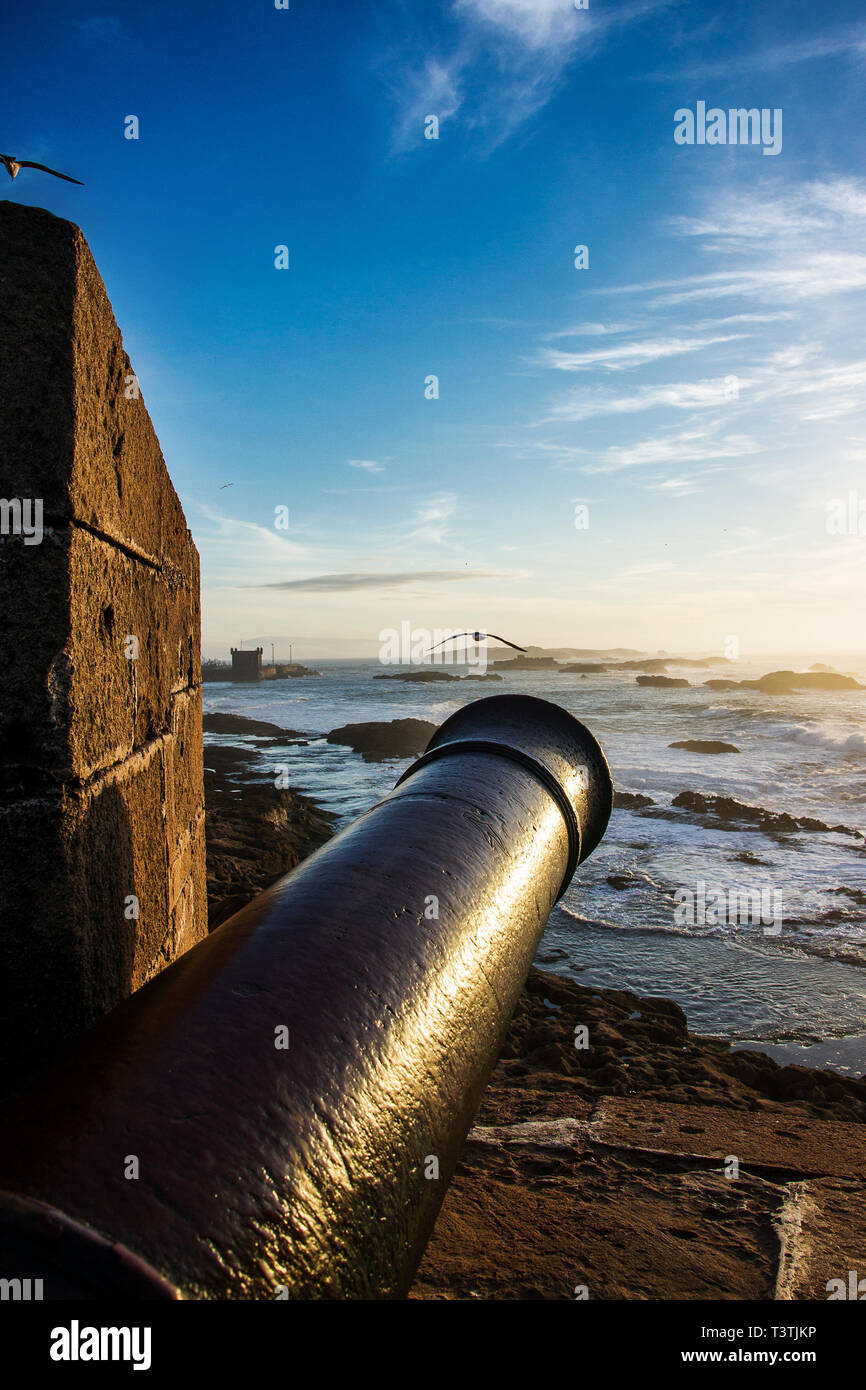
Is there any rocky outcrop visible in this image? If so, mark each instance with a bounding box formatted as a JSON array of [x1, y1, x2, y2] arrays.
[[636, 675, 690, 688], [327, 718, 437, 761], [204, 744, 335, 929], [669, 739, 740, 754], [746, 670, 862, 693], [704, 671, 863, 694], [614, 791, 655, 809], [374, 670, 457, 682], [671, 790, 864, 840], [203, 712, 303, 738]]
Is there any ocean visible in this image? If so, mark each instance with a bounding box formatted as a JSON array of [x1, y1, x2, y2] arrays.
[[202, 654, 866, 1075]]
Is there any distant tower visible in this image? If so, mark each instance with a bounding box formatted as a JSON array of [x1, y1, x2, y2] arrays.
[[230, 646, 263, 681]]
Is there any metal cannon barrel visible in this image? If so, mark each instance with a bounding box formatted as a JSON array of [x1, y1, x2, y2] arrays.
[[0, 694, 613, 1299]]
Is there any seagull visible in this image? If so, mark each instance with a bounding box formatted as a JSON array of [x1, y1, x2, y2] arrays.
[[424, 631, 527, 656], [220, 482, 234, 489], [1, 154, 84, 185]]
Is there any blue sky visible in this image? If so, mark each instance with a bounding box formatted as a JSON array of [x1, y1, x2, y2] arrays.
[[5, 0, 866, 657]]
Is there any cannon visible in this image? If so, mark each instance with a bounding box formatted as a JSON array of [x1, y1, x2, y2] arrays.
[[0, 694, 612, 1298]]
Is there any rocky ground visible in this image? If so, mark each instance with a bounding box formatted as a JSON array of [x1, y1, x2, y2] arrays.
[[202, 726, 866, 1300], [412, 967, 866, 1300], [204, 736, 335, 928]]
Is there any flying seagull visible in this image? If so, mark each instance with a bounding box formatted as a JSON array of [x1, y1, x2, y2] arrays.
[[424, 631, 527, 656], [1, 154, 84, 185], [220, 482, 234, 489]]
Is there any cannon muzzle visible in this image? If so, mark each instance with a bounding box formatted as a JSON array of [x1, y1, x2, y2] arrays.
[[0, 694, 612, 1298]]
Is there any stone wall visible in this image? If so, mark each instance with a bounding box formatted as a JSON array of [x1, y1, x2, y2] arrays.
[[0, 201, 207, 1093]]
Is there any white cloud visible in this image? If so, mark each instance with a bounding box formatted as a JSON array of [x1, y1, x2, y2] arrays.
[[384, 0, 680, 151], [540, 333, 744, 372], [644, 23, 866, 81], [543, 357, 866, 426], [454, 0, 588, 49], [543, 377, 742, 422], [404, 493, 461, 546], [581, 424, 762, 474], [348, 458, 385, 472]]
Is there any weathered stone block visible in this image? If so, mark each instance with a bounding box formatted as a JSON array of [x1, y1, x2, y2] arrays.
[[1, 527, 200, 785], [0, 203, 207, 1093], [0, 200, 195, 578]]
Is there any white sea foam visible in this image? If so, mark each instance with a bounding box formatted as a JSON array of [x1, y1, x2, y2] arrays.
[[771, 722, 866, 756]]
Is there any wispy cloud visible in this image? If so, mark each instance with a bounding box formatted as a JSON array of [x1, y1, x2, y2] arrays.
[[348, 458, 385, 473], [642, 467, 725, 497], [556, 423, 762, 475], [190, 500, 316, 560], [542, 376, 742, 422], [404, 493, 460, 545], [542, 356, 866, 425], [382, 0, 680, 152], [530, 177, 866, 468], [643, 22, 866, 82], [249, 569, 514, 592], [597, 181, 866, 308], [539, 333, 744, 373], [542, 320, 638, 341]]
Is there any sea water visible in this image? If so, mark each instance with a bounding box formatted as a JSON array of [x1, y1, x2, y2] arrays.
[[203, 653, 866, 1073]]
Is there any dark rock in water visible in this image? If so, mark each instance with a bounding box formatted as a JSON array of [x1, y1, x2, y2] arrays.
[[705, 670, 862, 693], [559, 663, 607, 673], [731, 849, 771, 866], [536, 948, 569, 964], [374, 670, 458, 682], [669, 739, 740, 754], [327, 718, 437, 761], [742, 670, 863, 693], [463, 673, 503, 680], [203, 743, 259, 773], [618, 658, 671, 671], [203, 712, 303, 738], [205, 746, 335, 929], [614, 791, 655, 809], [672, 790, 864, 840], [493, 656, 557, 669], [606, 874, 635, 890], [636, 675, 690, 688]]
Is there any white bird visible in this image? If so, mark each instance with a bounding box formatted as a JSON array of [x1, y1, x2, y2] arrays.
[[424, 630, 527, 656], [1, 153, 84, 185]]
